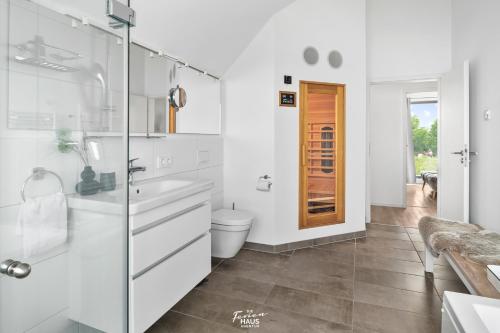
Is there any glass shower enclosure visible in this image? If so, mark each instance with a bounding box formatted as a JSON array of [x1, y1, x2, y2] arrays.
[[0, 0, 130, 332]]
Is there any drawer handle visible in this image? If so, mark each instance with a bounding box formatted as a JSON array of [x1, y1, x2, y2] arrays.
[[132, 203, 207, 236], [132, 233, 208, 279]]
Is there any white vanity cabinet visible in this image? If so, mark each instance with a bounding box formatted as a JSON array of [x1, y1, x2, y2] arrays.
[[442, 291, 500, 333], [129, 184, 213, 333], [68, 178, 214, 333]]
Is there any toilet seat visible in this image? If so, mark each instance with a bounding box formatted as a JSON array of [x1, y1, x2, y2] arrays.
[[211, 223, 249, 232], [211, 209, 253, 226]]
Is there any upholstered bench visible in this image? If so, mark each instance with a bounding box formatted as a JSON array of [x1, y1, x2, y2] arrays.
[[418, 216, 500, 298]]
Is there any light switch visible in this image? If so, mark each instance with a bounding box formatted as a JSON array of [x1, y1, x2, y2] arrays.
[[197, 150, 210, 165], [484, 109, 492, 121], [157, 156, 173, 168]]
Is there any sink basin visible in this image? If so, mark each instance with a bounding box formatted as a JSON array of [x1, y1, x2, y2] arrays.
[[127, 178, 213, 215], [68, 178, 214, 215], [473, 303, 500, 333], [129, 179, 194, 202]]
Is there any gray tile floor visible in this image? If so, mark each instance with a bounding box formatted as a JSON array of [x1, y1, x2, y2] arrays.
[[147, 223, 468, 333]]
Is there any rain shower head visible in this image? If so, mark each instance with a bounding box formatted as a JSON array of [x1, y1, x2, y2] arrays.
[[12, 35, 82, 72], [14, 55, 78, 72]]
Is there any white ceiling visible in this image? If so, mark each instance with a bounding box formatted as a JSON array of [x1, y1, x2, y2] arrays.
[[130, 0, 294, 77]]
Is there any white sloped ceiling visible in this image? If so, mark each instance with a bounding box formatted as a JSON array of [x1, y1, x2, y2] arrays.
[[130, 0, 294, 76]]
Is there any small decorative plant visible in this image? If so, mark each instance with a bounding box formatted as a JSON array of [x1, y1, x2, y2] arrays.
[[55, 128, 101, 195], [55, 128, 89, 166]]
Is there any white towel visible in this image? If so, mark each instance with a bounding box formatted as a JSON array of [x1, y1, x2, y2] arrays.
[[16, 192, 68, 258]]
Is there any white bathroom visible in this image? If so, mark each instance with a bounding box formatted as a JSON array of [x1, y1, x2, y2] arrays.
[[2, 0, 500, 333]]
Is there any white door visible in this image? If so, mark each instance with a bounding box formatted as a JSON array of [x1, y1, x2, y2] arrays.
[[438, 61, 470, 222]]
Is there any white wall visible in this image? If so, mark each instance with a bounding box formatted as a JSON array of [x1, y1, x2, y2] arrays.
[[451, 0, 500, 232], [224, 0, 367, 245], [367, 0, 452, 81], [369, 84, 406, 207], [273, 0, 367, 244], [223, 21, 276, 244], [369, 81, 438, 207], [130, 135, 224, 211]]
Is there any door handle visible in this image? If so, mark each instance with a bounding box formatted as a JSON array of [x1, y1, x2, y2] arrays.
[[451, 151, 464, 156], [0, 259, 31, 279]]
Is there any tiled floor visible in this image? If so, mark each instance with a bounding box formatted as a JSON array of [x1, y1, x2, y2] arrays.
[[146, 222, 468, 333], [371, 184, 437, 228], [146, 184, 467, 332]]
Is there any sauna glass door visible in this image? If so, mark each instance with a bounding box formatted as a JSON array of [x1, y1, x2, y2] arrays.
[[299, 82, 345, 228]]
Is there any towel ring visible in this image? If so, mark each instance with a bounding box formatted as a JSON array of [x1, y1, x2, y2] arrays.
[[21, 167, 64, 202]]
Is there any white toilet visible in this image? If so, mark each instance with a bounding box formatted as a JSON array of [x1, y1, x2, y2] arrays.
[[211, 209, 254, 258]]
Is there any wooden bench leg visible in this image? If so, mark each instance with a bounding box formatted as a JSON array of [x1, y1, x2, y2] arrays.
[[425, 247, 434, 273]]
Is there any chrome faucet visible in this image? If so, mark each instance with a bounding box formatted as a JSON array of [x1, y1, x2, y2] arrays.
[[129, 158, 146, 185]]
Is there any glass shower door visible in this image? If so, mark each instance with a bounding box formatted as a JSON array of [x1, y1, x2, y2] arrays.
[[0, 0, 130, 332]]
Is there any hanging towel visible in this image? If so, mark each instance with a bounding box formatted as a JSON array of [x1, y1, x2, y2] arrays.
[[16, 192, 68, 258]]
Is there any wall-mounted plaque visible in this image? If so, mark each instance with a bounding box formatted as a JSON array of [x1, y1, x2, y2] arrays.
[[279, 91, 296, 107]]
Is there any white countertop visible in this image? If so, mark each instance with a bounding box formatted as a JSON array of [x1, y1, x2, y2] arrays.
[[444, 291, 500, 333], [68, 178, 214, 216]]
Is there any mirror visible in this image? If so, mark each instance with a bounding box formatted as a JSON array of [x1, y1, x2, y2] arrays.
[[5, 25, 221, 136], [129, 43, 169, 136], [129, 42, 221, 135], [175, 68, 221, 134], [148, 97, 167, 135]]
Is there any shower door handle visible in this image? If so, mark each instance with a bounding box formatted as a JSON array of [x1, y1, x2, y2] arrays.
[[0, 259, 31, 279]]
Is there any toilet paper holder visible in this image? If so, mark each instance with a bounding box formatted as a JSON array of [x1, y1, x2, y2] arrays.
[[257, 175, 272, 191]]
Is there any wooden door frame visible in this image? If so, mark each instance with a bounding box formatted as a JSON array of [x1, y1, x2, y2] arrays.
[[299, 80, 345, 229]]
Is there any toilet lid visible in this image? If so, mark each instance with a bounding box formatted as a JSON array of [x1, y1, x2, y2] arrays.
[[212, 209, 254, 226]]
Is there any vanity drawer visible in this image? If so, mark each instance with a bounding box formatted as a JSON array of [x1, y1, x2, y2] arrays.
[[130, 191, 211, 231], [132, 233, 211, 333], [131, 203, 211, 276]]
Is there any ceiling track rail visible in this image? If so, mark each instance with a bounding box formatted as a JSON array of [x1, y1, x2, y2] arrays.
[[131, 40, 220, 81]]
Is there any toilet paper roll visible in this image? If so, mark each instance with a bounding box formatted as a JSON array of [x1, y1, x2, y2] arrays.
[[256, 180, 272, 192]]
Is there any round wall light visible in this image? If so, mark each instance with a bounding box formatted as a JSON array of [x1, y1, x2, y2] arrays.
[[303, 47, 319, 65], [328, 50, 343, 69]]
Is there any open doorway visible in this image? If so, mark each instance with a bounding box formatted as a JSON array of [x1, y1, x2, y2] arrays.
[[369, 81, 438, 228], [405, 92, 438, 212]]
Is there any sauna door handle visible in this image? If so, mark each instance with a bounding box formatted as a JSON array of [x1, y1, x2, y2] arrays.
[[302, 145, 306, 166]]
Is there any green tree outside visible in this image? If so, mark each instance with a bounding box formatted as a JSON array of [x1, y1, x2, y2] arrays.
[[412, 115, 437, 155], [411, 115, 438, 174]]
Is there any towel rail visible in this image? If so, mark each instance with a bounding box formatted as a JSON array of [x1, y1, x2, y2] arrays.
[[21, 167, 64, 202]]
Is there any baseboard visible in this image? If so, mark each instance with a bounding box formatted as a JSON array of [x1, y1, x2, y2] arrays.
[[243, 230, 367, 254]]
